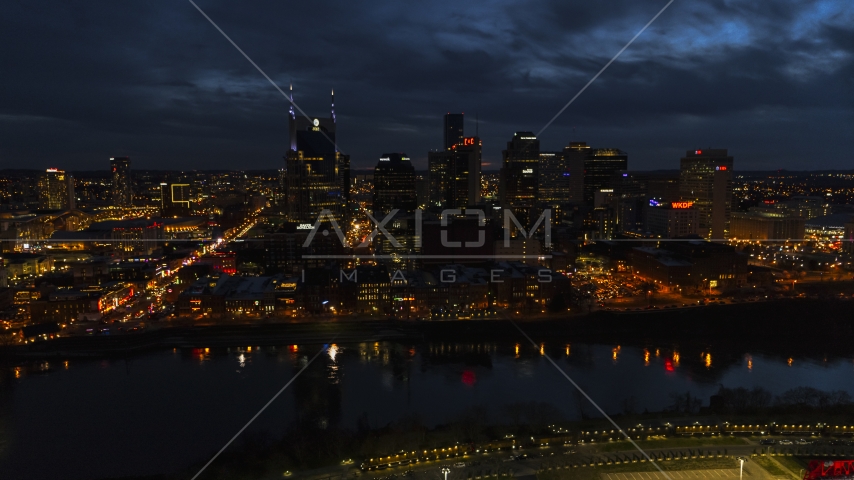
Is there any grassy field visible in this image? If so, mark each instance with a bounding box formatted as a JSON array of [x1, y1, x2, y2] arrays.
[[596, 436, 749, 453], [752, 457, 789, 477], [537, 457, 739, 480], [773, 456, 808, 474]]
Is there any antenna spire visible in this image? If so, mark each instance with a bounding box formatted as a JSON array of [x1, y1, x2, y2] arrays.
[[331, 88, 336, 123], [289, 83, 295, 120]]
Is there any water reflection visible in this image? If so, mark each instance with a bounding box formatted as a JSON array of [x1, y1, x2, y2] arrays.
[[2, 340, 853, 480]]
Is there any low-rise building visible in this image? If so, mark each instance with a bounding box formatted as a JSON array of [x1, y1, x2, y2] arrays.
[[730, 210, 805, 241], [645, 201, 699, 238]]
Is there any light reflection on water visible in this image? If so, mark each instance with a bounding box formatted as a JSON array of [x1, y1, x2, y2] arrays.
[[0, 341, 851, 480]]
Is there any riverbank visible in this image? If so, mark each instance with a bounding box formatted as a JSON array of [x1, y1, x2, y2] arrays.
[[3, 298, 852, 359]]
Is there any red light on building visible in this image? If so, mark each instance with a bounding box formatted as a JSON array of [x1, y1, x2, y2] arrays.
[[671, 201, 694, 209], [803, 460, 854, 480], [462, 137, 475, 146], [695, 150, 702, 155], [716, 165, 728, 171]]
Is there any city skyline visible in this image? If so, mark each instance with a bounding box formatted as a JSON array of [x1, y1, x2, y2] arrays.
[[1, 1, 852, 171]]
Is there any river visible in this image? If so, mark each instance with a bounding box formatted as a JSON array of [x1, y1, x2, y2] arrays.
[[0, 340, 851, 480]]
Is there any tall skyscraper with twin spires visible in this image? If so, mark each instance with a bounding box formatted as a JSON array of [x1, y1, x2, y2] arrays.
[[283, 86, 350, 223]]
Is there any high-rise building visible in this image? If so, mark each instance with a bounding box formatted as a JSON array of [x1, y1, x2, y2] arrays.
[[610, 171, 648, 234], [447, 136, 482, 208], [563, 142, 590, 204], [373, 153, 416, 215], [160, 183, 191, 217], [500, 132, 539, 220], [443, 113, 464, 151], [110, 156, 133, 207], [583, 148, 627, 205], [679, 149, 733, 239], [284, 86, 350, 223], [38, 168, 70, 210], [427, 150, 450, 207], [647, 173, 681, 204], [537, 151, 571, 204]]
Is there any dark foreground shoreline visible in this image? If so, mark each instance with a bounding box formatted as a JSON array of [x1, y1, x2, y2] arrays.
[[3, 299, 853, 359]]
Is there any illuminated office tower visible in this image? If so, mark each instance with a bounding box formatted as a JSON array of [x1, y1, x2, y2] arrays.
[[583, 148, 627, 205], [110, 156, 133, 207], [373, 153, 416, 215], [443, 113, 464, 151], [427, 150, 450, 207], [284, 86, 350, 223], [38, 168, 70, 210], [538, 151, 571, 204], [500, 132, 539, 223], [160, 182, 191, 217], [447, 136, 481, 208], [603, 171, 648, 234], [563, 142, 590, 204], [679, 149, 733, 239]]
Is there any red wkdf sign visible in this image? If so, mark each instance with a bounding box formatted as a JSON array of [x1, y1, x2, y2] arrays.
[[671, 201, 693, 209]]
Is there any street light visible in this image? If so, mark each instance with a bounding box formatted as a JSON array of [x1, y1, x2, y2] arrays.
[[441, 467, 451, 480], [737, 456, 747, 480]]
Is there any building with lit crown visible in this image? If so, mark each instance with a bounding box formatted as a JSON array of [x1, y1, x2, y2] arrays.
[[37, 169, 72, 210], [284, 86, 350, 223]]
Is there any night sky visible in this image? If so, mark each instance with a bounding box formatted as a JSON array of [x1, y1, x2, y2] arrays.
[[2, 0, 852, 171]]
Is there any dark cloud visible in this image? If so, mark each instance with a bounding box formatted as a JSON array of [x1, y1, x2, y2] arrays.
[[0, 0, 852, 171]]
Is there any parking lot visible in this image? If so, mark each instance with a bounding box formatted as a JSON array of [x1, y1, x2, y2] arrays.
[[603, 470, 742, 480]]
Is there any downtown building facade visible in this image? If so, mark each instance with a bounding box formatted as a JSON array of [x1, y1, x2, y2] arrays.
[[110, 157, 133, 207], [645, 201, 700, 238], [500, 132, 540, 225], [283, 87, 350, 223], [679, 149, 733, 240], [427, 113, 482, 209], [583, 148, 628, 206], [37, 168, 74, 210], [730, 210, 806, 241]]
